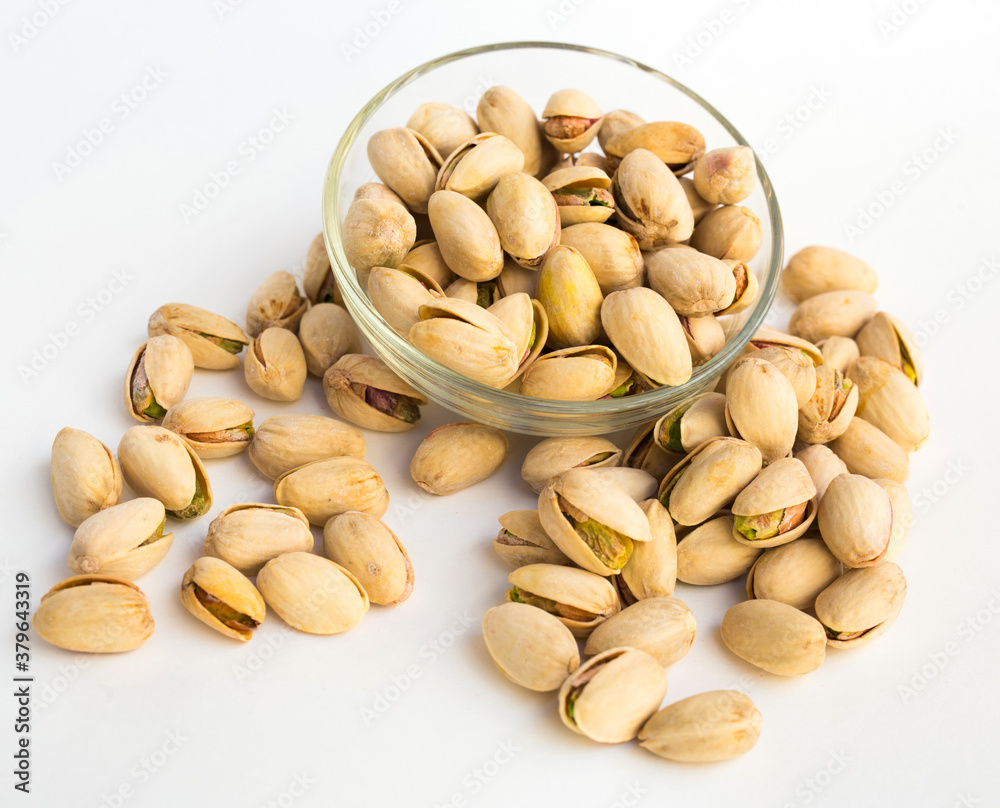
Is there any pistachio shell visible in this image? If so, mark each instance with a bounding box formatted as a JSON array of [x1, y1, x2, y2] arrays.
[[124, 336, 194, 422], [51, 427, 123, 527], [298, 303, 361, 376], [692, 146, 757, 205], [817, 473, 892, 567], [676, 516, 762, 585], [521, 437, 621, 493], [689, 205, 762, 263], [541, 89, 604, 153], [750, 326, 823, 364], [815, 562, 906, 648], [257, 552, 369, 635], [875, 478, 913, 562], [33, 575, 154, 653], [67, 498, 173, 579], [274, 457, 388, 527], [536, 245, 603, 348], [584, 597, 693, 668], [369, 266, 441, 337], [794, 444, 849, 500], [406, 102, 479, 162], [612, 148, 694, 249], [162, 397, 255, 458], [354, 183, 405, 204], [623, 422, 683, 480], [680, 312, 725, 366], [746, 538, 843, 611], [147, 303, 248, 370], [477, 86, 551, 177], [507, 563, 620, 638], [117, 425, 212, 519], [558, 222, 643, 295], [725, 357, 799, 463], [204, 503, 314, 576], [846, 356, 929, 452], [342, 198, 417, 279], [245, 270, 307, 337], [716, 259, 759, 316], [721, 599, 827, 675], [590, 467, 659, 503], [245, 328, 307, 402], [249, 414, 365, 479], [752, 346, 817, 409], [410, 422, 509, 495], [323, 354, 427, 432], [519, 345, 617, 400], [679, 176, 718, 224], [653, 392, 728, 455], [639, 691, 762, 762], [646, 248, 736, 317], [855, 311, 924, 385], [180, 557, 265, 642], [615, 499, 677, 604], [483, 602, 580, 692], [780, 246, 878, 304], [487, 293, 547, 381], [604, 121, 705, 170], [303, 232, 342, 305], [400, 240, 456, 289], [788, 290, 878, 343], [602, 287, 692, 387], [817, 336, 861, 375], [428, 189, 504, 281], [494, 510, 571, 567], [797, 363, 860, 444], [323, 512, 413, 605], [731, 458, 818, 548], [496, 257, 539, 297], [435, 132, 525, 199], [597, 109, 645, 153], [543, 165, 615, 226], [829, 417, 909, 483], [367, 127, 442, 213]]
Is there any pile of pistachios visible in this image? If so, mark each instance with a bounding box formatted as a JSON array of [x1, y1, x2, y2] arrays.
[[345, 87, 764, 397]]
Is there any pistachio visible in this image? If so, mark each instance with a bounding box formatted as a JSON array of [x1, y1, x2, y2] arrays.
[[487, 294, 548, 382], [406, 102, 479, 162], [274, 457, 389, 527], [476, 86, 552, 177], [725, 356, 799, 463], [646, 247, 736, 317], [542, 165, 615, 226], [542, 89, 604, 153], [829, 417, 910, 484], [521, 436, 621, 493], [353, 182, 405, 205], [496, 256, 539, 298], [50, 427, 123, 527], [721, 599, 827, 675], [679, 313, 725, 366], [584, 597, 694, 668], [180, 557, 265, 642], [676, 516, 762, 585], [427, 189, 504, 281], [653, 392, 728, 455], [716, 259, 759, 316], [487, 172, 561, 269], [147, 303, 248, 370], [369, 265, 443, 336], [604, 121, 705, 173], [323, 354, 427, 432], [124, 335, 194, 422], [623, 422, 682, 480], [256, 552, 369, 635], [519, 345, 617, 400], [875, 478, 913, 562], [204, 503, 314, 576], [788, 290, 878, 344], [746, 537, 843, 611], [445, 276, 500, 307], [855, 311, 924, 385], [298, 302, 361, 376], [749, 326, 823, 364], [797, 363, 859, 444], [303, 232, 342, 305], [752, 346, 817, 409], [602, 287, 693, 387], [590, 467, 659, 503], [506, 563, 620, 638], [816, 336, 860, 375], [323, 512, 413, 605], [731, 458, 818, 548], [162, 397, 255, 459], [555, 151, 609, 171], [245, 270, 307, 337], [249, 414, 366, 479], [557, 647, 668, 744], [367, 127, 442, 214], [689, 205, 762, 263], [67, 498, 173, 580], [482, 602, 580, 692], [814, 563, 906, 648], [780, 246, 878, 304], [846, 356, 929, 452], [612, 148, 694, 249], [817, 473, 893, 568], [435, 132, 525, 199], [494, 509, 571, 568], [117, 425, 212, 519], [692, 146, 757, 205], [244, 328, 307, 402], [639, 691, 762, 762], [536, 244, 603, 348], [399, 240, 456, 289], [794, 444, 849, 500], [679, 176, 718, 224], [33, 575, 154, 653], [410, 422, 509, 495], [597, 109, 645, 153], [342, 198, 417, 279]]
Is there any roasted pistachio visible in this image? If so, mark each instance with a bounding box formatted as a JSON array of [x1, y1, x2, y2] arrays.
[[558, 222, 643, 295], [148, 303, 248, 370], [245, 270, 307, 337], [817, 336, 861, 375], [829, 417, 910, 483], [689, 205, 762, 263], [476, 86, 552, 177], [162, 397, 255, 459], [323, 512, 413, 606], [653, 392, 728, 455], [536, 244, 603, 348], [124, 336, 194, 422], [731, 458, 818, 548], [780, 246, 878, 304], [249, 414, 366, 479], [814, 563, 906, 648], [817, 473, 892, 568], [692, 146, 757, 205], [323, 354, 427, 432], [342, 198, 417, 279], [298, 302, 361, 376], [855, 311, 924, 385], [506, 563, 620, 638], [494, 509, 571, 568], [584, 597, 694, 667], [794, 444, 849, 500], [639, 691, 762, 762], [487, 172, 561, 269], [646, 247, 736, 317], [721, 599, 827, 676], [846, 356, 929, 452], [117, 425, 212, 519], [788, 290, 878, 344], [482, 602, 580, 692], [435, 132, 525, 199], [67, 498, 173, 579], [746, 537, 842, 611], [428, 189, 504, 281], [602, 287, 692, 387], [274, 457, 389, 527], [521, 437, 621, 493], [612, 148, 694, 249], [725, 356, 799, 463], [180, 557, 264, 642], [406, 102, 479, 162], [520, 345, 617, 400], [204, 503, 314, 576], [410, 422, 509, 495], [542, 165, 615, 226], [659, 438, 762, 527], [542, 89, 604, 153], [303, 232, 342, 305], [367, 127, 442, 214], [676, 516, 762, 585], [51, 427, 123, 527], [604, 121, 705, 174]]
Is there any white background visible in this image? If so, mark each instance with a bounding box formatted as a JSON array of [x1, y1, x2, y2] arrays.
[[2, 1, 998, 806]]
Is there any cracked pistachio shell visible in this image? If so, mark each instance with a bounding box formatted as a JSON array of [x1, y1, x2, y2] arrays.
[[274, 457, 388, 527], [659, 438, 763, 527], [507, 563, 620, 638], [789, 290, 878, 344], [646, 248, 736, 317], [654, 392, 728, 456], [818, 473, 892, 568], [487, 294, 548, 383], [410, 422, 509, 496], [542, 89, 604, 153], [829, 417, 909, 483], [639, 691, 762, 762], [613, 148, 694, 249], [342, 198, 417, 279], [558, 222, 643, 295], [817, 336, 860, 375], [725, 357, 799, 463], [367, 127, 442, 214], [598, 109, 645, 153], [68, 498, 173, 580], [536, 245, 602, 347], [717, 259, 759, 316], [616, 500, 677, 605], [590, 468, 658, 503], [400, 241, 456, 289], [846, 357, 929, 452], [244, 328, 307, 402], [602, 287, 692, 387], [249, 414, 365, 479], [118, 425, 212, 519], [794, 444, 849, 500], [543, 165, 615, 226], [780, 246, 878, 304], [521, 437, 621, 493], [679, 176, 718, 225], [180, 557, 264, 642], [538, 468, 652, 577], [487, 172, 561, 269], [428, 190, 503, 281], [797, 363, 860, 444], [51, 427, 123, 527], [147, 303, 248, 370], [257, 552, 369, 635], [410, 298, 520, 387], [692, 146, 757, 205], [519, 345, 616, 400], [477, 86, 552, 177], [483, 602, 580, 692], [34, 575, 154, 653], [746, 537, 842, 611], [585, 597, 693, 667], [815, 562, 906, 648], [676, 515, 762, 585], [555, 152, 608, 171], [204, 503, 313, 576], [855, 311, 923, 385], [246, 271, 307, 337], [406, 102, 479, 161], [323, 512, 413, 605], [369, 265, 444, 337], [721, 599, 826, 675], [496, 256, 538, 297], [495, 510, 570, 568], [731, 458, 818, 548], [558, 647, 668, 744], [750, 326, 823, 364], [753, 346, 817, 409], [298, 303, 361, 376], [624, 422, 683, 480], [162, 397, 255, 459], [303, 232, 342, 305], [444, 276, 497, 306], [435, 132, 525, 199], [680, 313, 725, 366], [875, 478, 912, 562], [605, 121, 705, 173], [124, 336, 194, 422], [323, 353, 427, 432], [690, 205, 762, 263]]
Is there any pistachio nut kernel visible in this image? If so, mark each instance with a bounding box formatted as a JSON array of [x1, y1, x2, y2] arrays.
[[147, 303, 249, 370], [521, 436, 622, 494], [409, 422, 509, 496], [721, 599, 827, 676], [323, 354, 427, 432], [814, 562, 907, 647], [303, 232, 342, 305], [124, 335, 194, 422], [68, 498, 173, 580], [180, 557, 265, 642], [855, 311, 924, 385], [506, 563, 620, 638], [323, 512, 413, 606], [639, 691, 762, 762], [676, 515, 763, 585], [482, 602, 580, 693], [731, 458, 818, 548], [51, 427, 123, 527], [780, 246, 878, 304], [541, 89, 604, 153], [249, 414, 366, 480], [274, 457, 389, 527], [117, 425, 213, 519], [162, 397, 255, 459], [203, 503, 314, 576], [717, 259, 759, 316], [494, 509, 571, 568], [585, 597, 694, 668]]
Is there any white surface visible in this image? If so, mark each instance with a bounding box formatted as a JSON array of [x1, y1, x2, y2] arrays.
[[1, 2, 997, 806]]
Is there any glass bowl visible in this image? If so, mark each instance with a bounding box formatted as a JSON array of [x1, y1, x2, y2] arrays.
[[322, 42, 782, 436]]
